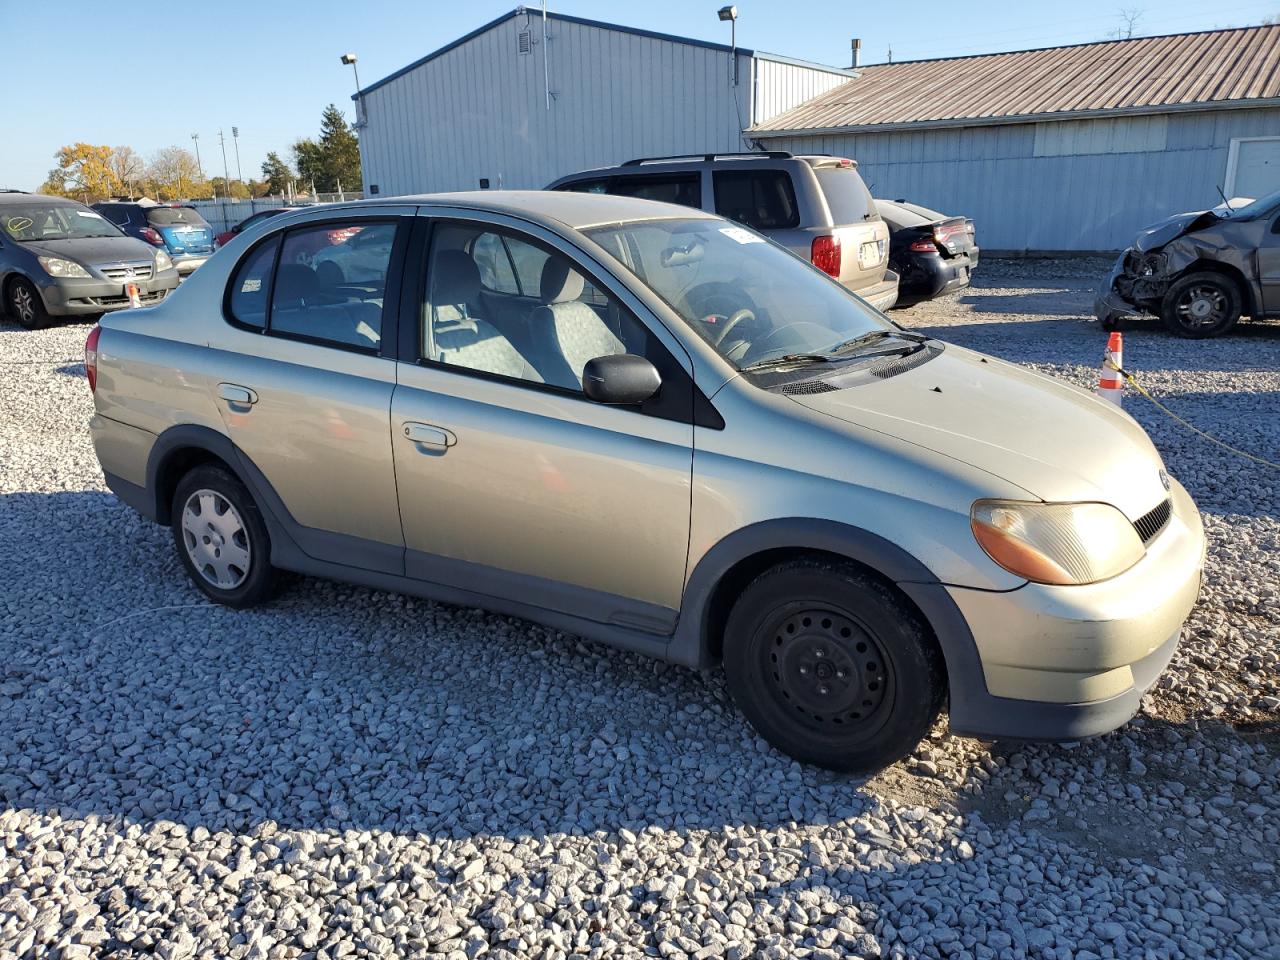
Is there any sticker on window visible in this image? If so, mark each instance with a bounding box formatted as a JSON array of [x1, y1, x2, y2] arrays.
[[75, 211, 105, 219], [719, 226, 763, 245]]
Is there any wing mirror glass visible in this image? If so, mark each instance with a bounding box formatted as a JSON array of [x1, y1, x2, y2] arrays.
[[582, 354, 661, 405]]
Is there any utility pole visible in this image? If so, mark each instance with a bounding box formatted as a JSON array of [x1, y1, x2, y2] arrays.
[[190, 133, 204, 180], [231, 126, 243, 188], [218, 129, 231, 199]]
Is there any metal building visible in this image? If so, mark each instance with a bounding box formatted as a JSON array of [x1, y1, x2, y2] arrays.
[[354, 9, 853, 199], [749, 26, 1280, 252], [356, 15, 1280, 252]]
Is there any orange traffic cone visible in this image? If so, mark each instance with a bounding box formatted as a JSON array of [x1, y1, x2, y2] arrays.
[[1097, 331, 1124, 406], [126, 282, 142, 309]]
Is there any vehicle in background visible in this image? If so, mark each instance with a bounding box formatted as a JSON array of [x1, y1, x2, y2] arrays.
[[875, 199, 979, 308], [214, 207, 305, 249], [310, 224, 396, 285], [93, 201, 215, 275], [1096, 188, 1280, 338], [0, 192, 178, 329], [547, 152, 899, 312], [86, 191, 1204, 775]]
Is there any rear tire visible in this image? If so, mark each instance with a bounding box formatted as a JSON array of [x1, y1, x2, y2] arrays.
[[723, 559, 945, 774], [1159, 271, 1241, 339], [171, 465, 277, 608], [6, 277, 50, 330]]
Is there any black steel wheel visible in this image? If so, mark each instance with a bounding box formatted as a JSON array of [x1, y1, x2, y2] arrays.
[[1160, 271, 1242, 339], [723, 559, 945, 774]]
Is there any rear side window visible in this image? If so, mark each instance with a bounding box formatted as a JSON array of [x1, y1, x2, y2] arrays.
[[228, 236, 280, 330], [558, 178, 610, 194], [815, 167, 877, 224], [610, 174, 702, 209], [147, 207, 210, 228], [712, 170, 799, 230]]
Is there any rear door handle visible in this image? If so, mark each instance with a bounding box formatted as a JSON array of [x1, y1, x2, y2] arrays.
[[402, 422, 456, 449], [217, 383, 257, 405]]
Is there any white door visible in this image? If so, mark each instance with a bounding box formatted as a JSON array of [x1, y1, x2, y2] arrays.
[[1228, 138, 1280, 201]]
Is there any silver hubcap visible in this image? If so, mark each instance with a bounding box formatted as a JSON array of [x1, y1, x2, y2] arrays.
[[12, 286, 34, 323], [181, 489, 251, 589], [1176, 285, 1226, 328]]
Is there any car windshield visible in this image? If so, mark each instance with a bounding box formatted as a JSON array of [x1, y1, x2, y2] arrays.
[[1224, 187, 1280, 220], [584, 217, 893, 369], [1, 203, 123, 241], [146, 206, 210, 227]]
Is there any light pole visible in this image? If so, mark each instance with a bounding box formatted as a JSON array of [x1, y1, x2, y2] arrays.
[[218, 129, 231, 199], [190, 133, 204, 180], [231, 126, 243, 188], [341, 53, 363, 124], [718, 6, 738, 85]]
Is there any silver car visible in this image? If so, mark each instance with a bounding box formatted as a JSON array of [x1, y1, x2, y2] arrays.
[[85, 192, 1205, 773]]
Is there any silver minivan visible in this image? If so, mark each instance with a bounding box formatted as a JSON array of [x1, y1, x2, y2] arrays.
[[86, 191, 1204, 773], [548, 152, 899, 312]]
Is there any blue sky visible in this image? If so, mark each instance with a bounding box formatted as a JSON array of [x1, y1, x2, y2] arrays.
[[3, 0, 1277, 191]]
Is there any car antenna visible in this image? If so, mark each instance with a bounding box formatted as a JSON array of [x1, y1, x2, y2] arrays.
[[1215, 184, 1234, 216]]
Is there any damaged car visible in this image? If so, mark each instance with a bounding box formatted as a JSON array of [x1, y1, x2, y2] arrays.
[[1096, 188, 1280, 338]]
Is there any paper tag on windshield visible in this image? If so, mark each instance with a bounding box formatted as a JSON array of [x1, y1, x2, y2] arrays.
[[719, 227, 763, 245], [75, 211, 105, 219]]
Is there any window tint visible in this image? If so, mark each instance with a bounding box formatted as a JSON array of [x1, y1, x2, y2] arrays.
[[610, 174, 702, 209], [227, 236, 280, 330], [558, 178, 610, 194], [423, 222, 656, 393], [712, 170, 799, 230], [146, 206, 210, 228], [815, 167, 876, 224], [267, 222, 395, 349]]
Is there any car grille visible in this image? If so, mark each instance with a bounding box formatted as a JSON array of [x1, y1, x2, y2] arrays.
[[101, 263, 154, 281], [1133, 498, 1172, 544], [84, 289, 168, 308]]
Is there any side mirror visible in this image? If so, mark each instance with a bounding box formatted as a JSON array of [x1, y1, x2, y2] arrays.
[[582, 354, 661, 405]]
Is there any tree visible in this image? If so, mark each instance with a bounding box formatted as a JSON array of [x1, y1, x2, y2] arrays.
[[291, 104, 362, 193], [260, 152, 293, 196], [209, 177, 251, 199], [1109, 7, 1143, 40], [148, 146, 209, 200], [40, 144, 120, 202], [109, 146, 147, 199]]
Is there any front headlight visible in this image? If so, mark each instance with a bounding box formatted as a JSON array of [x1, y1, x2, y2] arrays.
[[154, 250, 174, 271], [37, 257, 91, 279], [971, 500, 1144, 585]]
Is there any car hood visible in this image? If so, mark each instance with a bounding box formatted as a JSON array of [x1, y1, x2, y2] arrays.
[[1132, 209, 1220, 252], [790, 346, 1169, 521], [21, 235, 156, 264]]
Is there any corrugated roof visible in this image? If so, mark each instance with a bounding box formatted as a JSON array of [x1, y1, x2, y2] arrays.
[[750, 25, 1280, 133]]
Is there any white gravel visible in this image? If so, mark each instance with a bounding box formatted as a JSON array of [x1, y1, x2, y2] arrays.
[[1, 259, 1277, 959]]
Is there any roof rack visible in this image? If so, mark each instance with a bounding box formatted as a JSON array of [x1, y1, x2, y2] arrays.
[[621, 151, 793, 166]]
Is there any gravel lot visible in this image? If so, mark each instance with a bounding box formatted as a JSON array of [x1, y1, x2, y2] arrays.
[[1, 258, 1277, 959]]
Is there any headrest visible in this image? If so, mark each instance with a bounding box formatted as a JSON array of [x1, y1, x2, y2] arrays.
[[434, 250, 481, 305], [540, 256, 585, 305], [274, 264, 318, 306]]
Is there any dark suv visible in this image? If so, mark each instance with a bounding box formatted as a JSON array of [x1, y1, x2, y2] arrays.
[[94, 201, 215, 275], [548, 152, 899, 312]]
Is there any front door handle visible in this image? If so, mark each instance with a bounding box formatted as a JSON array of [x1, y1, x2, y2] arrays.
[[217, 383, 258, 405], [402, 422, 456, 449]]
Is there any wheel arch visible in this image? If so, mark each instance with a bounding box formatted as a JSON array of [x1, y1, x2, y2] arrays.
[[1174, 259, 1258, 316], [673, 519, 987, 707], [146, 425, 249, 526]]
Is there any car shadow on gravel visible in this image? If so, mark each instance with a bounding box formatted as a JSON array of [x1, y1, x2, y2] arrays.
[[953, 290, 1094, 317]]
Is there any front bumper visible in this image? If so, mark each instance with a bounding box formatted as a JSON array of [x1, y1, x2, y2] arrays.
[[855, 272, 900, 312], [37, 270, 180, 316], [945, 478, 1205, 740]]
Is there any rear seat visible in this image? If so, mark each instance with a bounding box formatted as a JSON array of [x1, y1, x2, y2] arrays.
[[272, 300, 381, 348]]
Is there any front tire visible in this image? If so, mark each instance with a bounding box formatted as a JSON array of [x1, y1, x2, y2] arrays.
[[1159, 271, 1242, 339], [723, 559, 945, 774], [6, 277, 50, 330], [171, 464, 277, 608]]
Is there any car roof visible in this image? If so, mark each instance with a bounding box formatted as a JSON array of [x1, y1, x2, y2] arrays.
[[301, 190, 719, 231], [0, 193, 83, 206]]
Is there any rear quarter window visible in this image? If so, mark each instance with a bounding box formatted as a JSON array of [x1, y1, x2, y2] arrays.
[[712, 170, 800, 230], [814, 168, 877, 224], [227, 236, 280, 330]]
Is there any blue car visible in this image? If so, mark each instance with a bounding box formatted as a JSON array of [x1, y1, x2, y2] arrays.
[[93, 201, 215, 275]]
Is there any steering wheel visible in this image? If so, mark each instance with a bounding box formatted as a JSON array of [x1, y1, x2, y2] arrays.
[[709, 308, 755, 347]]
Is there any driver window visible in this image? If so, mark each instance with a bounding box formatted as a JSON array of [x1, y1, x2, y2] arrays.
[[422, 223, 655, 392]]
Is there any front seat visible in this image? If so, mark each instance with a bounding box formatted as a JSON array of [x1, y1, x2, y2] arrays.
[[430, 250, 541, 382], [530, 257, 623, 390]]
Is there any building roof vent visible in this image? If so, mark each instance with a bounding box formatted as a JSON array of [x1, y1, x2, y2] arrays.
[[518, 29, 533, 54]]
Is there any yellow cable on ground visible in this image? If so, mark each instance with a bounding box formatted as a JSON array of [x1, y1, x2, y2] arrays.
[[1105, 360, 1280, 472]]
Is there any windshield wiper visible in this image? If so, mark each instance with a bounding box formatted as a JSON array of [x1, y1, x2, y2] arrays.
[[741, 353, 836, 372], [829, 329, 928, 355]]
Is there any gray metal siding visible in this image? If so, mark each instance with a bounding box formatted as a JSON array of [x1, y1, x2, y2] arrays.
[[752, 57, 854, 125], [359, 16, 753, 196], [756, 107, 1280, 251]]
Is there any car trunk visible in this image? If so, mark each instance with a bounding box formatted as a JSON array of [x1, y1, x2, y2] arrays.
[[931, 217, 975, 258]]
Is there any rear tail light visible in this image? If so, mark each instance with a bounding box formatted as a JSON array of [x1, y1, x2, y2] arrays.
[[909, 238, 939, 253], [84, 326, 101, 393], [140, 227, 165, 246], [811, 235, 841, 277]]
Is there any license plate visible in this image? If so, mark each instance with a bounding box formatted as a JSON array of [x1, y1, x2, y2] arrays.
[[858, 240, 884, 269]]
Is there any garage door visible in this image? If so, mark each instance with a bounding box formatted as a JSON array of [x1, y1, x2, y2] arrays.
[[1228, 137, 1280, 200]]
